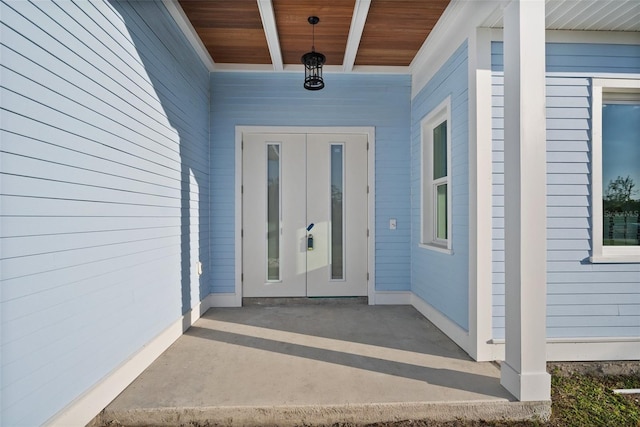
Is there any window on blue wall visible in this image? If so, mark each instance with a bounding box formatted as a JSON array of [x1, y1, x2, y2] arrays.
[[421, 97, 452, 253], [591, 79, 640, 263]]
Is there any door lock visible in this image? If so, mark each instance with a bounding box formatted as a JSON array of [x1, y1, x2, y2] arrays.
[[307, 223, 314, 251]]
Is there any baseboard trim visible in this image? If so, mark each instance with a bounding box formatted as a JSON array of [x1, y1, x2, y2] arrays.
[[206, 292, 242, 307], [410, 292, 471, 355], [547, 339, 640, 361], [45, 300, 212, 427], [488, 337, 640, 362], [372, 291, 412, 305]]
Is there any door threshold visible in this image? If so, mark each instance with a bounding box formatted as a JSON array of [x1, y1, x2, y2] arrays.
[[242, 297, 368, 307]]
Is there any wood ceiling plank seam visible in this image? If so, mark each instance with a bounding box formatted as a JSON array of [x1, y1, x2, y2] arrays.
[[343, 0, 372, 72], [357, 0, 451, 66], [257, 0, 283, 70], [179, 0, 271, 65], [163, 0, 215, 71], [273, 0, 354, 66]]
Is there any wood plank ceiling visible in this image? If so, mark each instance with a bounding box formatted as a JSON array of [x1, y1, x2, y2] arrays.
[[178, 0, 451, 69]]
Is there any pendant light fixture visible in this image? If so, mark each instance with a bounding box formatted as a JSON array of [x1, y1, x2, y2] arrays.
[[301, 16, 325, 91]]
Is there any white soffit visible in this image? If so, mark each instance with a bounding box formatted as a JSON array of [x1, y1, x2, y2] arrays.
[[483, 0, 640, 31]]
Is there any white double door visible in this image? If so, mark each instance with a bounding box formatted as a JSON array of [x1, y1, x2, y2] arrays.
[[242, 133, 368, 298]]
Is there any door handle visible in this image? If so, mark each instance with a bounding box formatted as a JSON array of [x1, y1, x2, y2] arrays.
[[306, 223, 314, 251]]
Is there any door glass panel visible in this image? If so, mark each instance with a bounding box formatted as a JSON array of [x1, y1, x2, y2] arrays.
[[331, 144, 344, 280], [436, 183, 447, 240], [267, 144, 280, 280]]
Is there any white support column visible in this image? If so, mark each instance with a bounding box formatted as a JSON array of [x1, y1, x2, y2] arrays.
[[500, 0, 551, 401]]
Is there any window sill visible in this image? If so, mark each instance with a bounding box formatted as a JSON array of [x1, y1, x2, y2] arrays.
[[419, 243, 453, 255], [590, 254, 640, 264]]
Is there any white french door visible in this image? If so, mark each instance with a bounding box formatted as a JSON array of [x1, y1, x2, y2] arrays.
[[242, 133, 368, 297]]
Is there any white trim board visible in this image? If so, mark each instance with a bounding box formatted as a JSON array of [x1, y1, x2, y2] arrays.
[[257, 0, 283, 71], [467, 27, 495, 362], [410, 292, 471, 356], [343, 0, 372, 72], [489, 338, 640, 362], [489, 29, 640, 44], [234, 126, 377, 304], [372, 291, 412, 305], [207, 293, 241, 308], [44, 300, 212, 427]]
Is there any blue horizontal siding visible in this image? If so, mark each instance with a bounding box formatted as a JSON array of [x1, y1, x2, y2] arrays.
[[0, 1, 209, 425], [210, 72, 411, 293], [491, 42, 640, 340], [410, 41, 469, 331]]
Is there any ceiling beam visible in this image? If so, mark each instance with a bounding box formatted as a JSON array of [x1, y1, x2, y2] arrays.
[[257, 0, 283, 71], [343, 0, 371, 72]]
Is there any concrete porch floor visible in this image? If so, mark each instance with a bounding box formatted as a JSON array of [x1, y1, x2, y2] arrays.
[[95, 303, 550, 426]]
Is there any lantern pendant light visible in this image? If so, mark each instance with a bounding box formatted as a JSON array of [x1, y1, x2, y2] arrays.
[[301, 16, 326, 90]]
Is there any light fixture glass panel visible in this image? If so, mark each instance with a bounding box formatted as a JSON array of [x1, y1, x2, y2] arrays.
[[331, 144, 344, 279], [267, 144, 281, 280]]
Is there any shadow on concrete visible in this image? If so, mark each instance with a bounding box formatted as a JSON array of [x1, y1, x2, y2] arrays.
[[187, 324, 512, 400], [199, 305, 472, 360]]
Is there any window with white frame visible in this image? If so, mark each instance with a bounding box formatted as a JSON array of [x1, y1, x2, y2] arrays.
[[421, 97, 452, 252], [591, 79, 640, 263]]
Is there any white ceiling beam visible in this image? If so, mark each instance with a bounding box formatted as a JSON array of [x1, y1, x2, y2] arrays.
[[257, 0, 283, 71], [163, 0, 215, 72], [343, 0, 371, 72]]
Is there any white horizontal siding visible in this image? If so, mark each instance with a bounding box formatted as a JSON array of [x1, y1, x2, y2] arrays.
[[491, 42, 640, 340], [0, 1, 209, 425]]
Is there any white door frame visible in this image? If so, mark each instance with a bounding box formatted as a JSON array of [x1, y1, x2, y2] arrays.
[[234, 126, 376, 306]]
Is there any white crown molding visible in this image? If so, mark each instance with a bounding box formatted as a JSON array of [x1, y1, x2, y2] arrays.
[[163, 0, 215, 72], [210, 64, 409, 74]]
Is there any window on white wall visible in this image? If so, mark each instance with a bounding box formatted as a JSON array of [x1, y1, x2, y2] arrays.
[[591, 79, 640, 263], [421, 97, 452, 253]]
